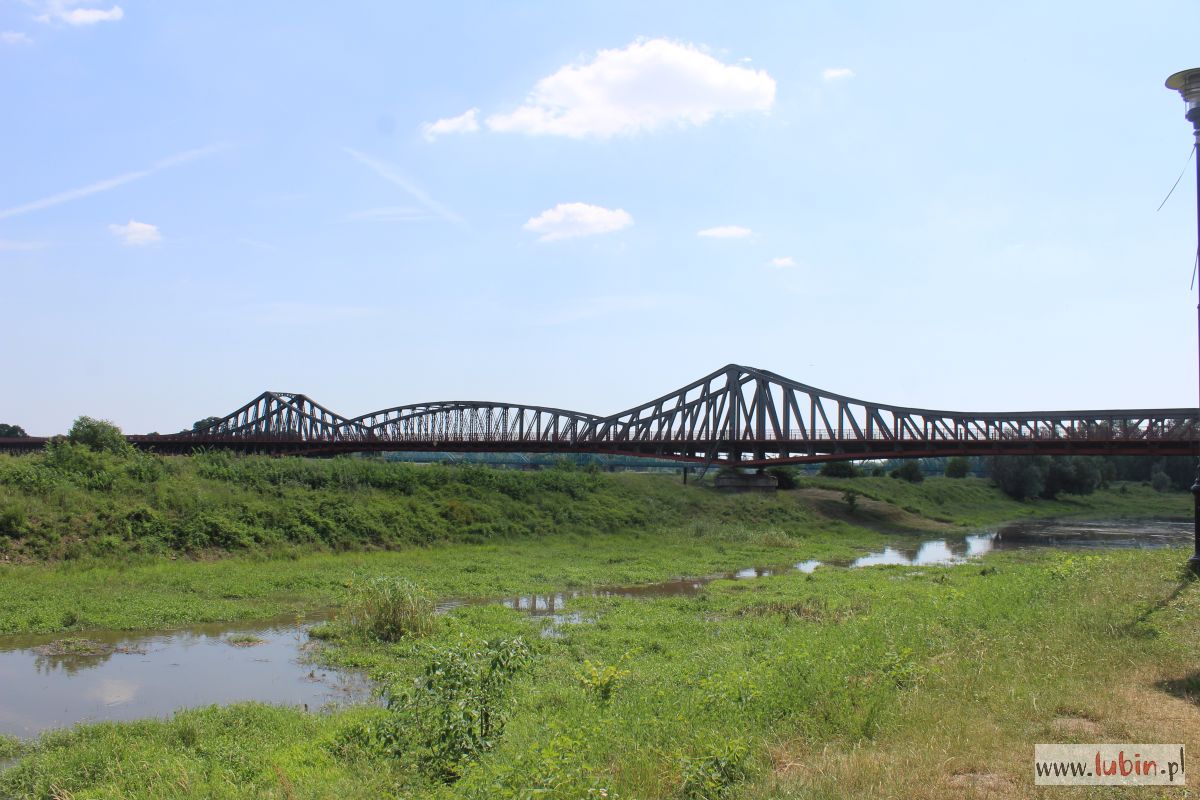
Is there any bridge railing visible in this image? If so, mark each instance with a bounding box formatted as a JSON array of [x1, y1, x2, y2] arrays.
[[163, 422, 1199, 446]]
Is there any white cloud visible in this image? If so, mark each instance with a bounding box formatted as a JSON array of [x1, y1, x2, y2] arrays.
[[59, 5, 122, 24], [0, 142, 228, 220], [821, 67, 855, 81], [486, 38, 775, 138], [523, 202, 633, 242], [421, 108, 480, 141], [343, 147, 464, 226], [1, 31, 32, 44], [698, 225, 752, 239], [768, 256, 797, 268], [109, 220, 160, 246], [35, 2, 123, 25]]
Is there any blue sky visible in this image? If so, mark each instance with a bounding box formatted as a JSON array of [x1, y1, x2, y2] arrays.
[[2, 1, 1199, 434]]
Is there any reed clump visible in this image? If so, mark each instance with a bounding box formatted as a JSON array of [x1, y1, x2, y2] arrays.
[[343, 576, 437, 641]]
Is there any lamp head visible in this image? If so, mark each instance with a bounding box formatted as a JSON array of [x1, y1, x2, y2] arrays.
[[1166, 68, 1200, 126]]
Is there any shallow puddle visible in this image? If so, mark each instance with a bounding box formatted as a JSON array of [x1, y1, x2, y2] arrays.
[[0, 615, 371, 739], [461, 518, 1192, 627]]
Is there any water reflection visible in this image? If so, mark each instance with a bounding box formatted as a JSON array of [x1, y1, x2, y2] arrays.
[[0, 615, 371, 739], [472, 519, 1191, 622]]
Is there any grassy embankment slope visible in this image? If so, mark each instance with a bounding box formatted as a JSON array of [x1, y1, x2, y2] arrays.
[[0, 448, 1186, 635]]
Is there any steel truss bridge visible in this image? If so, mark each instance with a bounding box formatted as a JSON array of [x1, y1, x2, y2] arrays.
[[3, 365, 1198, 466], [9, 367, 1200, 465]]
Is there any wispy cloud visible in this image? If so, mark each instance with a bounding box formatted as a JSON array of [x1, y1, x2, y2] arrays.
[[540, 295, 661, 325], [35, 2, 123, 25], [523, 202, 632, 242], [821, 67, 855, 81], [1, 31, 32, 44], [343, 147, 464, 226], [343, 206, 430, 223], [0, 142, 230, 220], [109, 219, 160, 246], [0, 238, 48, 251], [422, 108, 480, 141], [698, 225, 752, 239], [768, 256, 797, 268]]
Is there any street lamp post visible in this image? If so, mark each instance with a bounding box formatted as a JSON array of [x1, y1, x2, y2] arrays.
[[1165, 68, 1200, 573]]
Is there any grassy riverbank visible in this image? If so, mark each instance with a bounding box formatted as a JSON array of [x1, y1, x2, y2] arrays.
[[0, 456, 1196, 798], [0, 452, 1187, 634], [2, 546, 1197, 799]]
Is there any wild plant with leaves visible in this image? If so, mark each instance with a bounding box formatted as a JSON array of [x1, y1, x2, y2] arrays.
[[369, 636, 534, 782]]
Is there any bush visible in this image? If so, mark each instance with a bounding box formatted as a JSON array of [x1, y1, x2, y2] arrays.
[[891, 461, 924, 483], [371, 637, 533, 781], [765, 466, 798, 490], [819, 461, 860, 478], [576, 653, 632, 704], [0, 504, 27, 538], [1151, 469, 1173, 493], [944, 457, 969, 479], [842, 489, 859, 513], [343, 576, 437, 642], [681, 739, 751, 800], [67, 416, 134, 456]]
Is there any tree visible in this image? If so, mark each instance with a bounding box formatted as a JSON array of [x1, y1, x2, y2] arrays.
[[192, 416, 223, 432], [990, 456, 1046, 500], [0, 424, 28, 437], [990, 455, 1100, 500], [67, 416, 133, 455], [819, 461, 860, 478], [766, 466, 799, 489], [892, 460, 924, 483], [944, 456, 969, 479], [1151, 468, 1173, 493]]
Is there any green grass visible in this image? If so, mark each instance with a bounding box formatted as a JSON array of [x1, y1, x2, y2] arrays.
[[3, 547, 1197, 799], [1, 454, 1197, 797]]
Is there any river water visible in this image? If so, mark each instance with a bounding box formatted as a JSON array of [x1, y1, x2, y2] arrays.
[[0, 517, 1190, 739]]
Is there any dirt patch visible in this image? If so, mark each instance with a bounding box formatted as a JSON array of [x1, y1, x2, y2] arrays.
[[797, 488, 955, 533], [1050, 715, 1101, 737], [946, 771, 1015, 794]]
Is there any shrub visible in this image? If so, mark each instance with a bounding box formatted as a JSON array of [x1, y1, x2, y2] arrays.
[[372, 637, 533, 781], [576, 653, 633, 704], [944, 457, 969, 479], [819, 461, 860, 478], [892, 461, 924, 483], [1151, 468, 1173, 493], [842, 489, 859, 513], [765, 466, 798, 490], [0, 504, 27, 538], [343, 576, 437, 642], [67, 416, 133, 456], [681, 739, 751, 800]]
